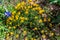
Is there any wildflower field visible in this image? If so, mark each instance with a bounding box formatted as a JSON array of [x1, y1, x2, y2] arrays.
[[0, 0, 60, 40]]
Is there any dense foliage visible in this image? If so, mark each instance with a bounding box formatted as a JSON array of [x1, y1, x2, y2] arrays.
[[0, 0, 60, 40]]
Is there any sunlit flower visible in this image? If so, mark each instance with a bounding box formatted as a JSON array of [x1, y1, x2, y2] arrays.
[[33, 27, 38, 30], [15, 34, 19, 38], [39, 10, 45, 14], [25, 37, 28, 40], [23, 31, 27, 36], [44, 18, 47, 22], [39, 19, 43, 23], [13, 26, 16, 29], [48, 18, 51, 22], [42, 35, 46, 38], [41, 30, 44, 33], [20, 20, 24, 23], [25, 11, 29, 14], [34, 16, 38, 19], [8, 26, 11, 29], [10, 32, 14, 35], [20, 17, 25, 20], [25, 17, 29, 20], [15, 15, 19, 20]]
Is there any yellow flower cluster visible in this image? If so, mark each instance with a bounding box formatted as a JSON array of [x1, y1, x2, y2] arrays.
[[5, 1, 53, 39]]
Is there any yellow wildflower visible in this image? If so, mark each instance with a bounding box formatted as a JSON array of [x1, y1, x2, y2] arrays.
[[50, 32, 54, 36], [48, 18, 51, 22], [33, 27, 38, 30], [23, 31, 27, 36], [34, 38, 36, 40], [13, 26, 16, 29], [21, 1, 26, 6], [35, 16, 38, 19], [25, 11, 29, 14], [50, 23, 53, 27], [33, 3, 39, 6], [15, 15, 19, 20], [8, 26, 11, 29], [18, 12, 21, 15], [39, 19, 43, 23], [16, 34, 19, 38], [38, 7, 42, 10], [39, 10, 45, 14], [10, 32, 14, 35], [20, 20, 24, 23], [25, 18, 28, 20], [9, 22, 12, 25], [11, 15, 14, 19], [28, 6, 31, 9], [28, 0, 32, 2], [20, 17, 25, 20], [41, 30, 44, 33], [8, 17, 12, 20], [7, 33, 9, 36], [44, 18, 47, 22], [31, 38, 34, 40], [32, 8, 36, 10], [15, 3, 20, 9], [6, 37, 9, 40], [51, 33, 54, 36], [25, 37, 28, 40], [12, 11, 16, 15], [42, 35, 46, 38]]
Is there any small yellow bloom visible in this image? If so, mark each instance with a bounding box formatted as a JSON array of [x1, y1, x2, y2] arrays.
[[8, 17, 12, 20], [50, 23, 53, 27], [20, 17, 25, 20], [35, 16, 38, 19], [25, 37, 28, 40], [42, 35, 46, 38], [16, 34, 19, 38], [44, 18, 47, 22], [32, 8, 36, 10], [9, 22, 12, 25], [48, 18, 51, 22], [33, 3, 38, 6], [13, 26, 16, 29], [34, 38, 36, 40], [25, 18, 28, 20], [13, 19, 16, 22], [12, 11, 16, 15], [6, 37, 9, 40], [31, 38, 34, 40], [15, 15, 19, 20], [20, 20, 24, 23], [50, 32, 54, 36], [8, 26, 11, 29], [25, 11, 28, 14], [28, 6, 31, 9], [38, 7, 42, 10], [11, 15, 14, 19], [7, 33, 9, 36], [10, 32, 14, 35], [23, 31, 27, 36], [39, 10, 45, 14], [41, 30, 44, 33], [51, 33, 54, 36], [18, 12, 21, 15], [39, 19, 43, 23], [21, 1, 26, 6], [33, 27, 38, 30], [15, 3, 20, 9], [28, 0, 32, 2]]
